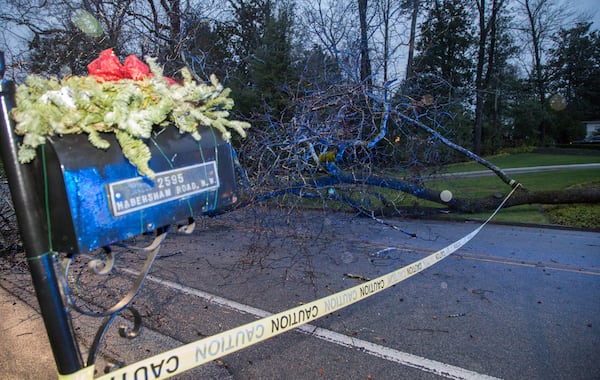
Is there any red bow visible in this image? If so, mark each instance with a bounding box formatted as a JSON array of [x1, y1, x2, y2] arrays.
[[87, 48, 176, 84]]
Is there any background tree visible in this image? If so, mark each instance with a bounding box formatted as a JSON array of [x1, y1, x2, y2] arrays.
[[357, 0, 372, 85], [473, 0, 507, 154], [248, 1, 298, 117], [469, 13, 518, 151], [548, 22, 600, 119], [546, 22, 600, 141], [140, 0, 184, 74], [413, 0, 474, 100], [5, 0, 133, 76], [179, 16, 233, 81], [302, 0, 366, 83], [27, 25, 110, 76], [224, 0, 299, 118], [514, 0, 572, 143], [404, 0, 423, 80]]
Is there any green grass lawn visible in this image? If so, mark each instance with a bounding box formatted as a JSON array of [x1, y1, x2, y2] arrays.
[[430, 169, 600, 196]]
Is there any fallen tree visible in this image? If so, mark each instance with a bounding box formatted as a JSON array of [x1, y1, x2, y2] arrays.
[[236, 77, 598, 216]]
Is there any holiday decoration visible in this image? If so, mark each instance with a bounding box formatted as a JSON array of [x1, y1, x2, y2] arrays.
[[11, 49, 250, 178]]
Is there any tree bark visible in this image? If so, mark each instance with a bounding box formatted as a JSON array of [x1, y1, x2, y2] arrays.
[[358, 0, 372, 86], [446, 187, 600, 213], [405, 0, 420, 80], [474, 0, 505, 154], [382, 0, 390, 83], [474, 0, 487, 155], [524, 0, 548, 142]]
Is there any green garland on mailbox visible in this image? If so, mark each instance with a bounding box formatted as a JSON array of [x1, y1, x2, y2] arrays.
[[11, 53, 250, 178]]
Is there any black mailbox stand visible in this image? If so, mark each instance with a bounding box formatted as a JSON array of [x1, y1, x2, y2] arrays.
[[1, 77, 85, 374]]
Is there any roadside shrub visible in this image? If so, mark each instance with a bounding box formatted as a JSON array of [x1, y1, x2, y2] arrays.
[[497, 145, 537, 155], [545, 204, 600, 229]]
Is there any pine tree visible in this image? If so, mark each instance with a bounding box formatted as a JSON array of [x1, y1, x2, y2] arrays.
[[226, 0, 298, 118], [413, 0, 475, 98], [250, 3, 297, 115], [548, 22, 600, 121]]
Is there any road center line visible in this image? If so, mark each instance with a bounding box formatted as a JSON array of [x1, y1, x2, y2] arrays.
[[123, 269, 501, 380]]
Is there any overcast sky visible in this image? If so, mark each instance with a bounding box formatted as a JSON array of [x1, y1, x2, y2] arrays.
[[566, 0, 600, 28]]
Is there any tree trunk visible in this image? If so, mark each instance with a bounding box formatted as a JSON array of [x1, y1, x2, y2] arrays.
[[382, 0, 390, 83], [405, 0, 420, 80], [523, 0, 548, 142], [393, 109, 520, 189], [474, 0, 487, 155], [446, 187, 600, 213], [166, 0, 181, 59], [474, 0, 503, 155], [358, 0, 372, 86]]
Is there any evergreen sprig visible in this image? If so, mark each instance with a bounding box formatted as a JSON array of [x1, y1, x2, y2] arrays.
[[11, 60, 250, 178]]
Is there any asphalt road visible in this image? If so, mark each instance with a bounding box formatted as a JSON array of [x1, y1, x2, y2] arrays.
[[2, 206, 599, 379], [75, 207, 600, 379]]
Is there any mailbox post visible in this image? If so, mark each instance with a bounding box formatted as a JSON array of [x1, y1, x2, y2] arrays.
[[0, 51, 240, 377]]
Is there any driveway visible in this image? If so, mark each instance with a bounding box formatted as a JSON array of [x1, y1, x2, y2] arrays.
[[436, 163, 600, 178]]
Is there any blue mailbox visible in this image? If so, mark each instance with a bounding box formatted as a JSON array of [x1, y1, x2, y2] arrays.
[[34, 126, 237, 253]]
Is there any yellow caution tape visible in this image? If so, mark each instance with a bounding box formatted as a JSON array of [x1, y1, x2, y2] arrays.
[[61, 185, 520, 380]]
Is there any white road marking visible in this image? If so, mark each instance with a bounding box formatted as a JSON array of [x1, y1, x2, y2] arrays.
[[123, 269, 501, 380]]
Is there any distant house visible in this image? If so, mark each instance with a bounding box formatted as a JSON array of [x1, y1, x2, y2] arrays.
[[583, 120, 600, 137]]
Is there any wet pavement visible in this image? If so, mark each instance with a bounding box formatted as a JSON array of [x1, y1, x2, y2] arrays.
[[1, 206, 600, 379]]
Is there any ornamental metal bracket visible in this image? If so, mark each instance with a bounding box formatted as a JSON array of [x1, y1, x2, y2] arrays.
[[60, 226, 168, 369]]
